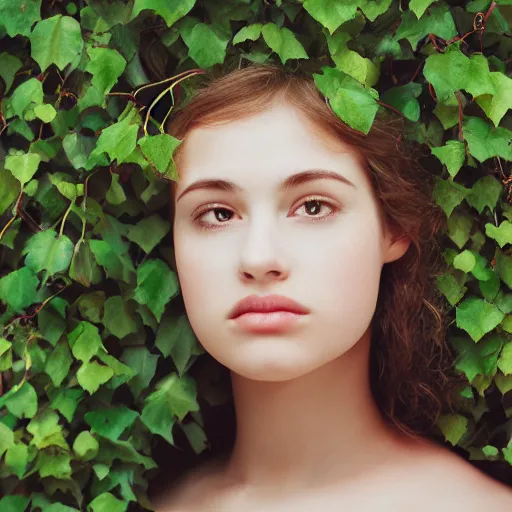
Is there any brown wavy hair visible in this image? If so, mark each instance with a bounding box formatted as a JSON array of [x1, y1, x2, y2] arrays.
[[165, 63, 464, 439]]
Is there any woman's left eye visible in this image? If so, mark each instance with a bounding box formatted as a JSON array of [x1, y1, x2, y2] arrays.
[[294, 197, 337, 220]]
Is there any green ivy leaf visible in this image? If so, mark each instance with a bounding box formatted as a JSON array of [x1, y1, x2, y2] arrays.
[[89, 239, 136, 283], [0, 53, 22, 92], [102, 296, 138, 339], [45, 339, 73, 387], [5, 151, 41, 186], [36, 450, 72, 479], [121, 347, 159, 400], [496, 373, 512, 395], [141, 373, 199, 443], [106, 173, 127, 205], [21, 229, 74, 277], [479, 271, 500, 302], [138, 134, 181, 179], [475, 72, 512, 126], [437, 414, 468, 446], [5, 442, 29, 479], [0, 166, 19, 216], [30, 15, 84, 72], [463, 117, 512, 162], [436, 273, 466, 306], [380, 82, 422, 121], [261, 23, 308, 64], [181, 22, 230, 68], [0, 422, 15, 457], [432, 177, 470, 218], [85, 46, 126, 95], [471, 252, 494, 282], [34, 104, 57, 123], [155, 311, 203, 375], [77, 291, 105, 324], [486, 221, 512, 248], [453, 250, 476, 273], [69, 240, 103, 287], [133, 259, 179, 322], [424, 47, 493, 102], [180, 421, 208, 455], [409, 0, 437, 18], [431, 140, 466, 178], [313, 66, 379, 134], [0, 337, 13, 372], [302, 0, 360, 34], [233, 23, 263, 44], [89, 492, 128, 512], [68, 321, 104, 363], [85, 406, 139, 441], [93, 116, 139, 164], [96, 351, 133, 380], [126, 214, 170, 254], [27, 409, 68, 450], [495, 249, 512, 290], [73, 431, 99, 461], [466, 175, 502, 215], [433, 99, 460, 130], [0, 496, 31, 512], [38, 296, 67, 347], [450, 334, 502, 382], [456, 296, 505, 342], [8, 78, 44, 120], [77, 361, 114, 394], [130, 0, 196, 27], [0, 0, 41, 37], [393, 4, 457, 48], [0, 266, 40, 313], [49, 388, 84, 423], [326, 31, 379, 86], [359, 0, 393, 21], [497, 341, 512, 375], [4, 382, 38, 419]]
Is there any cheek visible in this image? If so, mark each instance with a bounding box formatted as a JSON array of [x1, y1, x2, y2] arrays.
[[304, 214, 384, 328], [173, 228, 231, 319]]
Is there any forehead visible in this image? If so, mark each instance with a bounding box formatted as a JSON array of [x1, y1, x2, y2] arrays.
[[174, 102, 367, 190]]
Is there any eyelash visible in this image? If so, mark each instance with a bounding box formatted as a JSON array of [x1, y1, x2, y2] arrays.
[[192, 196, 340, 231]]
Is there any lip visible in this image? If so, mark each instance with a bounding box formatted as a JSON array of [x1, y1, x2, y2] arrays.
[[228, 294, 310, 319], [232, 311, 306, 334]]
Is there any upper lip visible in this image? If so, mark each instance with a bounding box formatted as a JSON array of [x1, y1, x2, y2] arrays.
[[228, 294, 310, 319]]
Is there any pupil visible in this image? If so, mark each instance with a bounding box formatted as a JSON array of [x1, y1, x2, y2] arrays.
[[305, 200, 321, 215], [215, 208, 231, 222]]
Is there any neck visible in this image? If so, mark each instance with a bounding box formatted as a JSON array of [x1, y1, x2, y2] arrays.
[[223, 328, 414, 493]]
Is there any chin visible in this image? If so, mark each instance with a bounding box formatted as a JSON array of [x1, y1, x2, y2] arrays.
[[225, 350, 325, 382]]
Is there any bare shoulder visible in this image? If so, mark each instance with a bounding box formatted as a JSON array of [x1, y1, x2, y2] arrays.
[[410, 439, 512, 509]]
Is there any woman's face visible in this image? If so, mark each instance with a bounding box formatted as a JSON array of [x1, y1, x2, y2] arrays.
[[172, 101, 410, 382]]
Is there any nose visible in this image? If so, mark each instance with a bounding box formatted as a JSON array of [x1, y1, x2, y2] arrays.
[[237, 218, 290, 283]]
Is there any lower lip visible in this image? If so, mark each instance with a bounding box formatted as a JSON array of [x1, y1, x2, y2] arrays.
[[232, 311, 306, 333]]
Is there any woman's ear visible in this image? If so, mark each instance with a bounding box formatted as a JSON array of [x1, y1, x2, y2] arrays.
[[382, 230, 412, 264]]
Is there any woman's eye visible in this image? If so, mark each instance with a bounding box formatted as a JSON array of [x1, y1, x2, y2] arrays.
[[193, 197, 337, 230], [295, 199, 335, 219]]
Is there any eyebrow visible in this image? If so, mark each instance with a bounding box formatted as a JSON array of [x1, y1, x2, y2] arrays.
[[176, 169, 356, 202]]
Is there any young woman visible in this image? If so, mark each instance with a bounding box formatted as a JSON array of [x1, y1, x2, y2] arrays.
[[153, 64, 512, 511]]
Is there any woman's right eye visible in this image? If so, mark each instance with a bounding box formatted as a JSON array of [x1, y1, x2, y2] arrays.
[[193, 206, 235, 231]]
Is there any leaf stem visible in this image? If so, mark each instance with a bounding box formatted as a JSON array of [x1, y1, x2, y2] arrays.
[[59, 198, 76, 238], [133, 68, 205, 99]]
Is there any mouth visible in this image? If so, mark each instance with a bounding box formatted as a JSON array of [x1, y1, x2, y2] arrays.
[[231, 310, 307, 334], [228, 294, 310, 320]]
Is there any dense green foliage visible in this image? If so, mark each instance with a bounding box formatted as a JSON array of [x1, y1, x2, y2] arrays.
[[0, 0, 511, 509]]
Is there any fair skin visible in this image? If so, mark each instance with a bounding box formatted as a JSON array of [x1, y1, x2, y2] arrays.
[[154, 100, 512, 511]]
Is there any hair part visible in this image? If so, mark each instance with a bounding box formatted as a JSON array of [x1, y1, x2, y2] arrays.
[[166, 63, 464, 439]]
